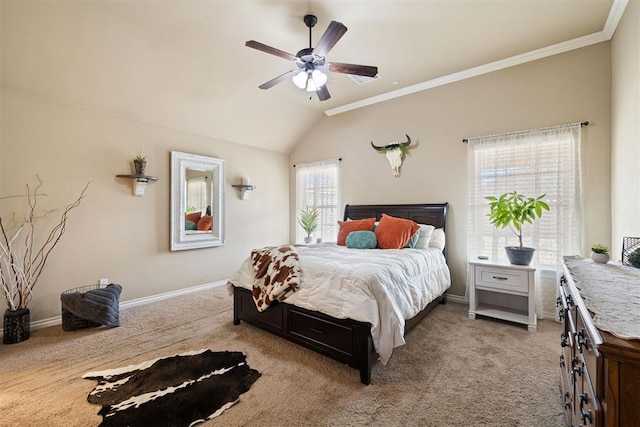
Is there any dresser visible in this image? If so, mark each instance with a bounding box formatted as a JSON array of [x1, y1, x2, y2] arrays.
[[468, 260, 536, 332], [558, 256, 640, 427]]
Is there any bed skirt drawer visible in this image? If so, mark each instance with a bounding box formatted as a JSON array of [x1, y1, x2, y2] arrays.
[[290, 309, 355, 358], [234, 287, 286, 334]]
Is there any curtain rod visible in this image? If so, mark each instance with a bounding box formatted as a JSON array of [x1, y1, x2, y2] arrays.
[[462, 121, 589, 143], [293, 157, 342, 167]]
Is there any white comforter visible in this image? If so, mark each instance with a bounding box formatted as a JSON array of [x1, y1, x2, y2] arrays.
[[227, 243, 451, 364]]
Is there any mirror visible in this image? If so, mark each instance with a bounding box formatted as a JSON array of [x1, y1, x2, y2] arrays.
[[171, 151, 225, 251]]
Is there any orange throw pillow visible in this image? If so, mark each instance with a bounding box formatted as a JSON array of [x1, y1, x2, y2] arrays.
[[186, 212, 201, 224], [337, 218, 376, 246], [197, 215, 213, 231], [375, 214, 420, 249]]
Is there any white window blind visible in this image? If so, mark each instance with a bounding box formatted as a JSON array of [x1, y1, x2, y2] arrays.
[[467, 123, 583, 318], [295, 159, 340, 243]]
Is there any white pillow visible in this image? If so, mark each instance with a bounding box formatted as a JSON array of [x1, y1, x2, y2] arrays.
[[428, 228, 446, 251], [414, 224, 436, 249]]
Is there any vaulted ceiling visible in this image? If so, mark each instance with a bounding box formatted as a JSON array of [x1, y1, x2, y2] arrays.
[[1, 0, 620, 153]]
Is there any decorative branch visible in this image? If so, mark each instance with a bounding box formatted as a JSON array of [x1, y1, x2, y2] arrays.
[[0, 176, 89, 311]]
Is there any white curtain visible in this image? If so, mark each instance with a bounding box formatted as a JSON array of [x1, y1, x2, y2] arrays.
[[295, 159, 341, 243], [186, 177, 208, 214], [467, 123, 583, 318]]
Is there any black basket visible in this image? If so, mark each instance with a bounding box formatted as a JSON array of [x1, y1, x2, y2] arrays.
[[61, 284, 104, 331], [622, 237, 640, 267]]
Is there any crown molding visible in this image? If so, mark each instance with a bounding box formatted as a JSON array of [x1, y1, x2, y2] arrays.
[[325, 0, 629, 117]]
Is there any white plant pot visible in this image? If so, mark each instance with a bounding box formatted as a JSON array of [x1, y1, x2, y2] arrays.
[[591, 252, 609, 263], [304, 236, 313, 244]]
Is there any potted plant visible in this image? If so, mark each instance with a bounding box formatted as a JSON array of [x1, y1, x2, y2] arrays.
[[134, 153, 146, 175], [628, 248, 640, 268], [0, 177, 88, 344], [485, 191, 549, 265], [297, 207, 320, 244], [590, 244, 609, 264]]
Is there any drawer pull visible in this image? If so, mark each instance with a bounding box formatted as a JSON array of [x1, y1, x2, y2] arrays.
[[577, 328, 590, 352], [579, 392, 589, 407], [566, 294, 574, 307], [310, 328, 325, 335], [492, 276, 508, 280], [580, 408, 593, 424]]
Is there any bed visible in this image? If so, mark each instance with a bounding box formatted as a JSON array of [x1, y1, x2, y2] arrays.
[[228, 203, 450, 384]]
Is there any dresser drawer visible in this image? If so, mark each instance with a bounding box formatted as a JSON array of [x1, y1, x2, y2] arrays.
[[475, 265, 529, 293], [289, 309, 354, 357], [577, 369, 600, 426], [576, 309, 600, 395]]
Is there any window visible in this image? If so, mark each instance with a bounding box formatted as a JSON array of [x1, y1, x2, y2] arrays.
[[295, 159, 340, 243], [467, 123, 584, 317], [467, 123, 583, 267], [186, 176, 208, 214]]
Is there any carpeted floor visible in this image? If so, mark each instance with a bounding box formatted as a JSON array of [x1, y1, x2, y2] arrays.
[[0, 286, 564, 426]]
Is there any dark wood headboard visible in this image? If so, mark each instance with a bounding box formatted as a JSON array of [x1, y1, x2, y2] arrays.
[[343, 203, 448, 232]]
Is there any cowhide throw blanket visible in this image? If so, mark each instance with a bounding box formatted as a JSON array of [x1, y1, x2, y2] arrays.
[[83, 349, 260, 427], [251, 245, 300, 312]]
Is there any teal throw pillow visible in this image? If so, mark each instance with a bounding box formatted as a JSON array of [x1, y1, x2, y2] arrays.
[[346, 231, 377, 249], [404, 230, 420, 248], [185, 220, 197, 230]]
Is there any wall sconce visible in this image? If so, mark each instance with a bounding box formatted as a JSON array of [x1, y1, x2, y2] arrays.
[[116, 157, 158, 196], [231, 177, 256, 200]]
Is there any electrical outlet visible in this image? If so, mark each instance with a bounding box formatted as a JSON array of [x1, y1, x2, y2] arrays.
[[99, 278, 109, 286]]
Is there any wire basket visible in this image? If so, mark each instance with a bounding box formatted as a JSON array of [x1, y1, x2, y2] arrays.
[[622, 237, 640, 267], [61, 284, 106, 331]]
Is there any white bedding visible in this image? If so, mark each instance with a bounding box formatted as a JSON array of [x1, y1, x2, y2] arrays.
[[227, 243, 451, 364]]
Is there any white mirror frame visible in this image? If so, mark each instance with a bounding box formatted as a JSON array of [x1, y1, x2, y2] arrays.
[[171, 151, 225, 251]]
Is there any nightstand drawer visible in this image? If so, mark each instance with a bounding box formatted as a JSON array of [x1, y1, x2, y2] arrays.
[[475, 266, 528, 293]]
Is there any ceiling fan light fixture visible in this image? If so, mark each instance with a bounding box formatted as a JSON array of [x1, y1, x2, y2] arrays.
[[247, 15, 377, 101], [292, 69, 327, 92]]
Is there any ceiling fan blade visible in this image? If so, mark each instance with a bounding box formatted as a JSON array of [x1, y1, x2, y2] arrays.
[[317, 85, 331, 101], [327, 62, 378, 77], [313, 21, 347, 57], [258, 70, 297, 90], [245, 40, 297, 61]]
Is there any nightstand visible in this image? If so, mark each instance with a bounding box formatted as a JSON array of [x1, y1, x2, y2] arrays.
[[468, 259, 536, 332]]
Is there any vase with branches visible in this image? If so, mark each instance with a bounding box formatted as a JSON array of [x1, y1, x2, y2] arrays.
[[1, 177, 89, 343]]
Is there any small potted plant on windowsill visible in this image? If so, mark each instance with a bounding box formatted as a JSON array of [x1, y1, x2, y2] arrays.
[[591, 244, 609, 264], [297, 207, 319, 244], [485, 191, 550, 266]]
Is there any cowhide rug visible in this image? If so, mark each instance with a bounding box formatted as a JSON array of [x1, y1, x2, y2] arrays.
[[83, 349, 260, 427]]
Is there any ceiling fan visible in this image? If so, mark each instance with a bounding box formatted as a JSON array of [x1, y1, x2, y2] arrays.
[[245, 14, 378, 101]]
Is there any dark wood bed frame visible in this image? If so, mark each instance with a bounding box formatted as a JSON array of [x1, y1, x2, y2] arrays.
[[233, 203, 449, 384]]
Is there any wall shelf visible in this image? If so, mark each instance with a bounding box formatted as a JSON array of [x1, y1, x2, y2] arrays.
[[116, 174, 158, 183], [231, 183, 256, 200], [116, 174, 158, 196]]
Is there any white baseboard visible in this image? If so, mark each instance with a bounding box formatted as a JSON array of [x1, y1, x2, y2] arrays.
[[13, 280, 227, 333], [446, 293, 467, 305]]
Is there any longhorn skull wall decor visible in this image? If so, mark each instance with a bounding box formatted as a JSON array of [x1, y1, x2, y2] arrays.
[[370, 134, 413, 177]]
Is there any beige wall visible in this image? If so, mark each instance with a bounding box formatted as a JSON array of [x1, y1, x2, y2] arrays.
[[611, 0, 640, 258], [291, 43, 612, 297], [1, 88, 290, 321]]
